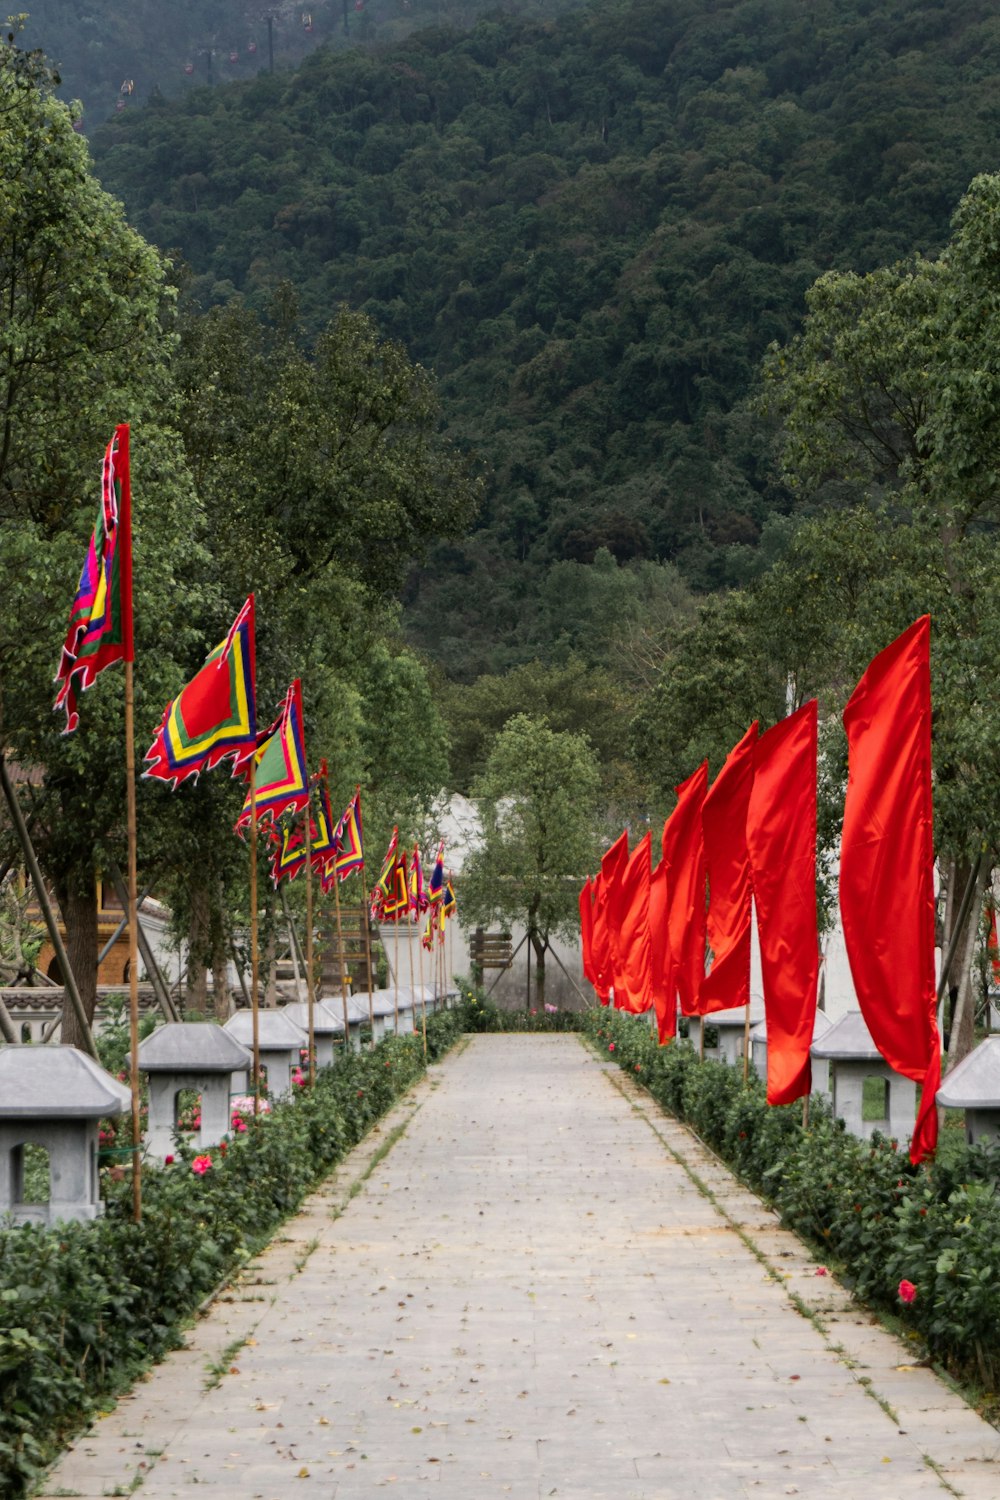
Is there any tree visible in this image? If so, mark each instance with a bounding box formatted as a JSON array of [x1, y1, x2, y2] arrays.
[[0, 41, 209, 1041], [460, 714, 599, 1006]]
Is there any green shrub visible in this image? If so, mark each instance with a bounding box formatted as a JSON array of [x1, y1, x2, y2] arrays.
[[584, 1008, 1000, 1396]]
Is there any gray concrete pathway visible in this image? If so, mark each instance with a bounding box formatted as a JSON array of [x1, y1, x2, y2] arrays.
[[40, 1035, 1000, 1499]]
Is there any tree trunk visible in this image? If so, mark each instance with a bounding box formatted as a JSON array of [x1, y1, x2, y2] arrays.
[[531, 931, 547, 1010], [946, 861, 990, 1075], [211, 882, 231, 1022], [56, 876, 98, 1049], [186, 884, 210, 1015]]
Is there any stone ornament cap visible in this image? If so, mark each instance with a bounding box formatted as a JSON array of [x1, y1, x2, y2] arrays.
[[224, 1011, 307, 1048], [135, 1022, 252, 1073], [810, 1010, 887, 1061], [700, 994, 766, 1029], [283, 1001, 345, 1036], [751, 1010, 832, 1043], [0, 1046, 131, 1118], [937, 1036, 1000, 1109], [362, 989, 408, 1018]]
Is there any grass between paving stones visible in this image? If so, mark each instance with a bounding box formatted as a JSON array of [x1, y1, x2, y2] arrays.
[[0, 1009, 464, 1500], [586, 1007, 1000, 1426]]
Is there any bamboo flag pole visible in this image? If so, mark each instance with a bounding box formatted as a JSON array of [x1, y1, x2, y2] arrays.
[[414, 911, 427, 1060], [250, 760, 261, 1118], [743, 1004, 751, 1084], [393, 917, 400, 1033], [332, 862, 350, 1051], [305, 815, 316, 1087], [124, 658, 142, 1222]]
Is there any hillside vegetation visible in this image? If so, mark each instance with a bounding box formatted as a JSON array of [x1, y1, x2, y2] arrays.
[[83, 0, 1000, 678]]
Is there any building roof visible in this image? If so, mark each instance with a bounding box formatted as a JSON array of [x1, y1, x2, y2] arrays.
[[0, 1046, 131, 1118]]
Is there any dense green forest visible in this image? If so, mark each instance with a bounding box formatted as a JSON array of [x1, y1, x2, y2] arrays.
[[77, 0, 1000, 680]]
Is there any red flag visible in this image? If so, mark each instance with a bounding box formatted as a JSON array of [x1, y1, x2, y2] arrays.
[[616, 832, 653, 1013], [700, 723, 758, 1014], [590, 874, 612, 1004], [988, 906, 1000, 985], [840, 616, 939, 1164], [648, 856, 675, 1042], [746, 703, 818, 1106], [579, 877, 597, 989], [601, 831, 630, 1008], [663, 762, 708, 1017]]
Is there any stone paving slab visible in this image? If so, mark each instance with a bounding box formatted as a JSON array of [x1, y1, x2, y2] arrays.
[[38, 1035, 1000, 1500]]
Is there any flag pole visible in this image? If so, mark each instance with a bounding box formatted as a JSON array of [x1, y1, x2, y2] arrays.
[[332, 861, 351, 1052], [250, 760, 261, 1117], [743, 1004, 751, 1084], [393, 917, 399, 1033], [305, 814, 316, 1087], [359, 864, 375, 1044], [117, 425, 142, 1224], [417, 916, 427, 1060]]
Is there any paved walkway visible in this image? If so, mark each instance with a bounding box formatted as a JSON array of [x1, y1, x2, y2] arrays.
[[41, 1035, 1000, 1499]]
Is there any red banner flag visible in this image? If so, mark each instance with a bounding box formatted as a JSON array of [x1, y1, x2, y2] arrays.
[[601, 831, 630, 1009], [616, 831, 653, 1013], [700, 723, 758, 1015], [840, 616, 940, 1164], [648, 856, 675, 1042], [746, 702, 818, 1106], [663, 762, 708, 1017], [589, 874, 612, 1004], [579, 877, 596, 989]]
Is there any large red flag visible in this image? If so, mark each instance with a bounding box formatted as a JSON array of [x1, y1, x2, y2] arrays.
[[746, 702, 818, 1106], [590, 874, 613, 1004], [701, 723, 758, 1014], [579, 877, 597, 989], [601, 831, 630, 1008], [616, 832, 653, 1013], [663, 762, 708, 1016], [840, 616, 940, 1164], [649, 856, 675, 1042]]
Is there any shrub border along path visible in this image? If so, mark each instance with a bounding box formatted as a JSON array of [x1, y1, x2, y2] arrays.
[[35, 1049, 459, 1500], [598, 1061, 1000, 1499]]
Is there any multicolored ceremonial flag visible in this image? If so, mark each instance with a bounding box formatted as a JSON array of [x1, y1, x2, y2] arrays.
[[54, 425, 133, 732], [428, 841, 445, 904], [145, 597, 257, 788], [309, 770, 338, 876], [332, 789, 364, 882], [384, 849, 410, 920], [235, 679, 309, 832], [370, 827, 399, 918], [443, 876, 456, 919], [270, 820, 307, 886], [409, 845, 428, 918]]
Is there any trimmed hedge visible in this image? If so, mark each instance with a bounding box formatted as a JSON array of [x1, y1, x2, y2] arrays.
[[0, 1010, 463, 1497], [586, 1008, 1000, 1399]]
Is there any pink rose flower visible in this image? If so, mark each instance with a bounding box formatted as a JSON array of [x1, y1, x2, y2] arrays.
[[191, 1154, 213, 1176], [608, 1042, 615, 1052], [898, 1279, 917, 1305], [164, 1154, 175, 1166]]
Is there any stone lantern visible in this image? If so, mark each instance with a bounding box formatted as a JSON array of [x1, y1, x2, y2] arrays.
[[0, 1046, 130, 1226], [936, 1037, 1000, 1147], [135, 1023, 251, 1163], [810, 1011, 919, 1144], [688, 996, 766, 1066], [224, 1010, 308, 1099], [282, 1002, 344, 1069], [751, 1010, 833, 1097]]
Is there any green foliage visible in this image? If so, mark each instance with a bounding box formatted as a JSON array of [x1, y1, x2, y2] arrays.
[[0, 1017, 461, 1498], [588, 1007, 1000, 1395]]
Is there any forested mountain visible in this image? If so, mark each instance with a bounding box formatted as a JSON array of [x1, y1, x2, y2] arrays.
[[18, 0, 586, 127], [82, 0, 1000, 678]]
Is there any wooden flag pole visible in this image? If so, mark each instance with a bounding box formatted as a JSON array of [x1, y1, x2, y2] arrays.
[[414, 913, 427, 1060], [332, 863, 351, 1052], [359, 867, 375, 1044], [393, 918, 399, 1032], [743, 1004, 751, 1084], [305, 816, 316, 1087], [123, 658, 143, 1223], [250, 761, 261, 1118]]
